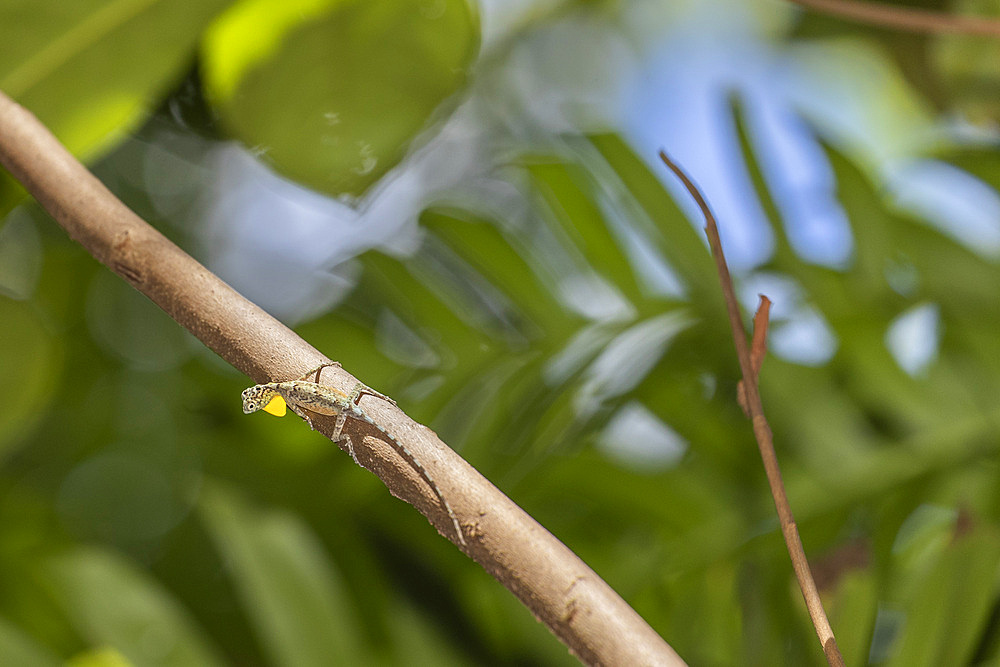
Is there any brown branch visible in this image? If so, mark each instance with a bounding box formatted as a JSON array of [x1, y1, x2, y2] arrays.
[[738, 296, 772, 417], [0, 89, 685, 666], [790, 0, 1000, 37], [659, 151, 845, 667], [748, 295, 772, 377]]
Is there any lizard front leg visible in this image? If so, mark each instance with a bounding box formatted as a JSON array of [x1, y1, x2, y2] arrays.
[[298, 361, 342, 383], [286, 401, 317, 430]]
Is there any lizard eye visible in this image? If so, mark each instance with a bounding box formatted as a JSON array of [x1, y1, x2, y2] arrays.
[[243, 392, 261, 414]]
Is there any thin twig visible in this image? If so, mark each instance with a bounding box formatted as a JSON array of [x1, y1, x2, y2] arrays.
[[659, 151, 845, 667], [790, 0, 1000, 37], [738, 296, 772, 417], [0, 89, 686, 667], [749, 296, 772, 377]]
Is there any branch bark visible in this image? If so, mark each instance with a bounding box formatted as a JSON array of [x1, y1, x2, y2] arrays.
[[790, 0, 1000, 37], [659, 151, 845, 667], [0, 89, 684, 666]]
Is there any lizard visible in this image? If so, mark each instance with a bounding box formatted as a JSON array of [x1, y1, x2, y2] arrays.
[[241, 362, 466, 547]]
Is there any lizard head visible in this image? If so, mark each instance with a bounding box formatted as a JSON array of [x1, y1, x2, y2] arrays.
[[242, 385, 287, 417]]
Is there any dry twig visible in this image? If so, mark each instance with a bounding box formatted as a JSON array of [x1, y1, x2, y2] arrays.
[[790, 0, 1000, 37], [659, 151, 845, 667], [738, 296, 772, 417]]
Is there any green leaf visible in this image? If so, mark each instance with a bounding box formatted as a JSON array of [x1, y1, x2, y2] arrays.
[[931, 0, 1000, 124], [198, 483, 372, 666], [66, 646, 134, 667], [0, 617, 61, 667], [421, 207, 579, 342], [826, 569, 878, 667], [588, 133, 720, 300], [0, 0, 234, 161], [201, 0, 479, 196], [384, 598, 478, 667], [0, 296, 61, 460], [886, 525, 1000, 667], [526, 157, 646, 309], [46, 547, 225, 667]]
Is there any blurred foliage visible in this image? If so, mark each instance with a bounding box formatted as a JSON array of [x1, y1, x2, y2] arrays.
[[0, 0, 234, 212], [3, 0, 1000, 666], [791, 0, 1000, 124], [932, 0, 1000, 123], [201, 0, 479, 196]]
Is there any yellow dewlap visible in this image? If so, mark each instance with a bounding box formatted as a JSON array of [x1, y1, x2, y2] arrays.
[[263, 394, 287, 416]]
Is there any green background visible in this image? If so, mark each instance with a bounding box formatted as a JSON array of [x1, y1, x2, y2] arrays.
[[2, 0, 1000, 665]]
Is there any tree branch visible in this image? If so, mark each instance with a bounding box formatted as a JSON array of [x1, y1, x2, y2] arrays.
[[790, 0, 1000, 37], [0, 89, 684, 666], [659, 151, 845, 667]]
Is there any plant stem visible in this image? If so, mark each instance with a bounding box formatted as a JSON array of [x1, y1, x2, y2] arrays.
[[790, 0, 1000, 37], [660, 150, 845, 667]]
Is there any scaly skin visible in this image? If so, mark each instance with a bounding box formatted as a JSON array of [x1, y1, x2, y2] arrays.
[[242, 363, 465, 546]]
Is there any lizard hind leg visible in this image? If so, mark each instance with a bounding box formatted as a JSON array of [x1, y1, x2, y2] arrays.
[[348, 382, 397, 407], [333, 413, 361, 465]]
